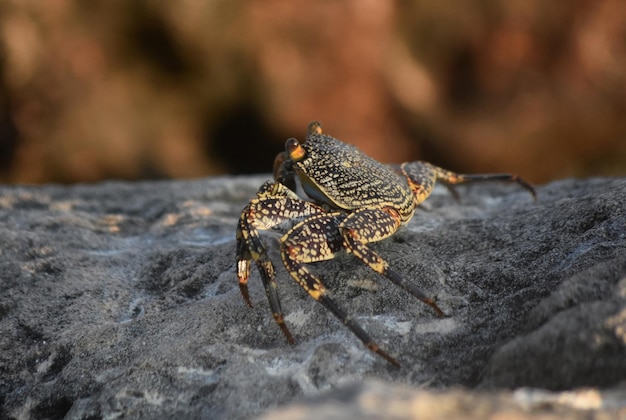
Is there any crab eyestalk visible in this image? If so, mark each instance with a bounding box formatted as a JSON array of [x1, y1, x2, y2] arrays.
[[285, 138, 306, 161], [307, 120, 323, 135]]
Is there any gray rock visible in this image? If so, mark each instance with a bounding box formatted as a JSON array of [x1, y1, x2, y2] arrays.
[[0, 176, 625, 419]]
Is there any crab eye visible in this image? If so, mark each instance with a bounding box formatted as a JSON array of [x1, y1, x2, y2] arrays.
[[307, 121, 323, 135], [285, 138, 306, 161]]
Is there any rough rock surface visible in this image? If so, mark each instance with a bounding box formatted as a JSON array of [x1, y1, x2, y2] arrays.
[[0, 175, 625, 419]]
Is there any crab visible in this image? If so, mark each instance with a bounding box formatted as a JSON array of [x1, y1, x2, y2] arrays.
[[236, 121, 535, 367]]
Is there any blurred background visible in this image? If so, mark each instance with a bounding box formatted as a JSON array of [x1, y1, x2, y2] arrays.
[[0, 0, 625, 184]]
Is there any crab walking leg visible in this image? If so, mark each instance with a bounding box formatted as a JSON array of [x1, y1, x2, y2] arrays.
[[401, 161, 536, 204], [448, 172, 536, 200], [237, 181, 325, 298], [280, 213, 401, 367], [236, 182, 326, 343], [339, 208, 445, 317]]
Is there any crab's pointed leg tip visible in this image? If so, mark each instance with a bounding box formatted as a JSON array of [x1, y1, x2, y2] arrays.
[[384, 353, 401, 369], [238, 282, 254, 308], [367, 343, 401, 368], [278, 321, 295, 345]]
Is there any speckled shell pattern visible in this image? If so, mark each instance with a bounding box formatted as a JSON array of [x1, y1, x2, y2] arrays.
[[295, 132, 416, 223]]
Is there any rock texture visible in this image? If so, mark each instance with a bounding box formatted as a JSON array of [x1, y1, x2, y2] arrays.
[[0, 176, 625, 419]]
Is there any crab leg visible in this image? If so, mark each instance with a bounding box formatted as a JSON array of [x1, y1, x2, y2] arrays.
[[280, 213, 401, 367], [339, 207, 445, 317], [400, 161, 536, 204], [236, 181, 325, 343], [447, 173, 536, 199]]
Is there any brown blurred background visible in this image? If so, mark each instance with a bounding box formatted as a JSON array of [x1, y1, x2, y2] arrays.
[[0, 0, 625, 184]]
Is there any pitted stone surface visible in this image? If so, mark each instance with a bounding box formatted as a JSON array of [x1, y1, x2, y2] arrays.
[[0, 176, 625, 419]]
